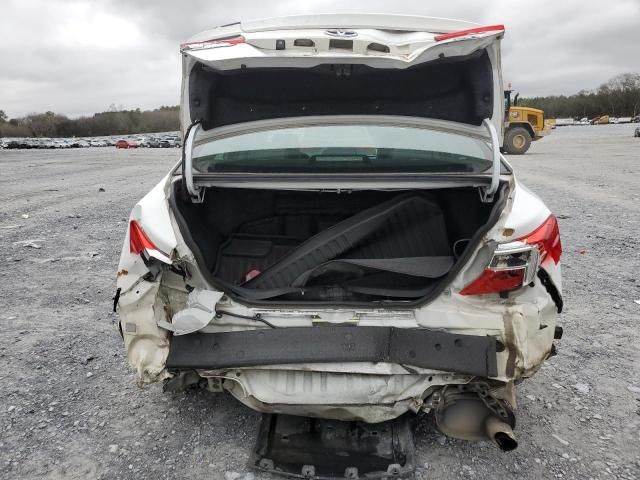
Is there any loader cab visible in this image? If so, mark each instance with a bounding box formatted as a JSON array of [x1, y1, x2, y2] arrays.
[[504, 89, 520, 115]]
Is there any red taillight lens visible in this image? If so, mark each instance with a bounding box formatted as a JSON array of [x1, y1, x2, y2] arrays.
[[460, 214, 561, 296], [519, 214, 562, 264], [460, 269, 525, 296], [180, 35, 245, 51], [129, 220, 157, 255], [434, 25, 505, 42], [221, 36, 246, 45]]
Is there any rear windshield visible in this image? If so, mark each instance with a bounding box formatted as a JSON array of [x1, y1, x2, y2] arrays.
[[192, 125, 492, 174]]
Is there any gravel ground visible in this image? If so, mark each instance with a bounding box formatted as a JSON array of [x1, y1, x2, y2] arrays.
[[1, 124, 639, 480]]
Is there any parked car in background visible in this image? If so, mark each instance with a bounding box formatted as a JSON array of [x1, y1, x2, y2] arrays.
[[52, 139, 70, 148], [115, 139, 139, 149], [4, 139, 26, 149], [116, 16, 564, 472], [1, 135, 184, 149]]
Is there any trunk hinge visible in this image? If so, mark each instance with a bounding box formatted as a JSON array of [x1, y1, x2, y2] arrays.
[[182, 121, 205, 203], [480, 118, 501, 203]]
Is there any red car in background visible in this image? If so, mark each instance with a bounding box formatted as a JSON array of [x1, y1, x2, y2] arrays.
[[115, 139, 139, 149]]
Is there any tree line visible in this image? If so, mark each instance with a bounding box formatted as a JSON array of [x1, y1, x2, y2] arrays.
[[0, 105, 180, 138], [519, 73, 640, 119]]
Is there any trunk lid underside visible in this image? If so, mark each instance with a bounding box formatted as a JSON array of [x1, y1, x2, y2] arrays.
[[187, 50, 495, 131], [181, 18, 503, 133]]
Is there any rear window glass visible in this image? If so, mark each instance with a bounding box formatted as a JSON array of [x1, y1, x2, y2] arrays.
[[192, 125, 492, 174]]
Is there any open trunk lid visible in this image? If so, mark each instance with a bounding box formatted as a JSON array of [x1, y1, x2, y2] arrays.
[[180, 15, 504, 132], [179, 15, 504, 200]]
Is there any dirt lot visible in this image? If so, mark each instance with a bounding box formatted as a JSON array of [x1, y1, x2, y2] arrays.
[[1, 124, 639, 480]]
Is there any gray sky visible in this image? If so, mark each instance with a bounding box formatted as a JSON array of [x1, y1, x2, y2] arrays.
[[1, 0, 639, 118]]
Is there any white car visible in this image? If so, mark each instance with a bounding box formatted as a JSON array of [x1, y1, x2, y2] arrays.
[[116, 14, 563, 467]]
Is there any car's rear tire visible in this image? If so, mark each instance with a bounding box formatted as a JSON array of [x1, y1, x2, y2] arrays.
[[504, 127, 532, 155]]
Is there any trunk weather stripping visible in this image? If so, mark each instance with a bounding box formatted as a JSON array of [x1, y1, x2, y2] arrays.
[[480, 118, 500, 203]]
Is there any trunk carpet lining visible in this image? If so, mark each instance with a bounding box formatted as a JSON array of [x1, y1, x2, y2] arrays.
[[234, 195, 454, 293], [214, 235, 301, 285], [170, 183, 504, 303]]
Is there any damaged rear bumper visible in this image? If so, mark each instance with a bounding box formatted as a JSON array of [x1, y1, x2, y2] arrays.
[[166, 326, 498, 377]]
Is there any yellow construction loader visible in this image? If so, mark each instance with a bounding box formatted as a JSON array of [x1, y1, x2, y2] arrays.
[[503, 88, 551, 154]]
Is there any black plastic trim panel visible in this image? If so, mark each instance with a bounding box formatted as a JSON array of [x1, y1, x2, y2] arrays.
[[166, 326, 498, 377]]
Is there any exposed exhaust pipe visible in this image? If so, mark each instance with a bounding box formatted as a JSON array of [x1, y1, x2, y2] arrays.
[[484, 416, 518, 451]]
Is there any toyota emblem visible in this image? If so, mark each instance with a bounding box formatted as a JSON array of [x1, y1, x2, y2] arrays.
[[325, 29, 358, 38]]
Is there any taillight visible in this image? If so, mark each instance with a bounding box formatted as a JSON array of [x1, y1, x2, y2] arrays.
[[520, 215, 562, 264], [180, 35, 245, 51], [434, 25, 505, 42], [129, 220, 157, 255], [460, 215, 561, 296]]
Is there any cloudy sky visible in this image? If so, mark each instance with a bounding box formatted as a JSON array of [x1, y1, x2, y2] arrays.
[[1, 0, 639, 118]]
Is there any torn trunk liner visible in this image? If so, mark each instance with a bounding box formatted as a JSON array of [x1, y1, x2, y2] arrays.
[[171, 184, 500, 303]]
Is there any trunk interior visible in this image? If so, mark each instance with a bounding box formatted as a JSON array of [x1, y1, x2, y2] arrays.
[[171, 183, 498, 303]]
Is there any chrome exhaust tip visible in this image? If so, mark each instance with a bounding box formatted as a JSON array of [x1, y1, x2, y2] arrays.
[[485, 416, 518, 451]]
